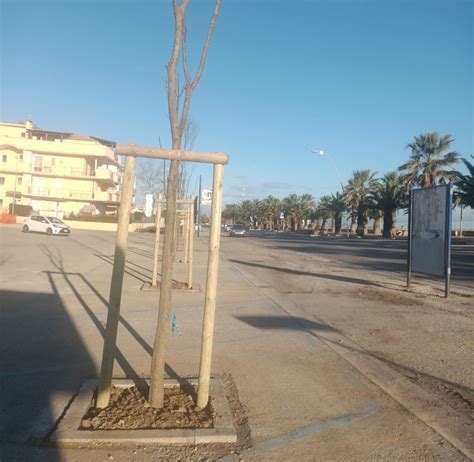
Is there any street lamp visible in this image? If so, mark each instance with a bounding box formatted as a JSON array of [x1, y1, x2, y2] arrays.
[[311, 149, 344, 191]]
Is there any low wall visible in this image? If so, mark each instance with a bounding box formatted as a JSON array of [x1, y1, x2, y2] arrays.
[[0, 215, 16, 224], [62, 221, 146, 232]]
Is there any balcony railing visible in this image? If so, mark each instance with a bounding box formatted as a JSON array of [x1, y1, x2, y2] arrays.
[[26, 187, 120, 202], [0, 162, 118, 182]]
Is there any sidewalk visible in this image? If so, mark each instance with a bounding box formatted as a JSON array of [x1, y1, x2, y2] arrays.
[[0, 227, 468, 460]]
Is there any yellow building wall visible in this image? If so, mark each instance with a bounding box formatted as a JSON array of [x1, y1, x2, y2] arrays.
[[0, 124, 25, 137], [1, 122, 120, 217]]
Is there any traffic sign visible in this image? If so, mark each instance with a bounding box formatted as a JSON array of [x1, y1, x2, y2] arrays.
[[201, 188, 213, 205]]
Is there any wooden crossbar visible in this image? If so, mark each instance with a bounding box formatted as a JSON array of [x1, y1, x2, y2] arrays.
[[115, 144, 228, 165]]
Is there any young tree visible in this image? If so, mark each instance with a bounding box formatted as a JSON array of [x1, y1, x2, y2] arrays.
[[149, 0, 222, 408]]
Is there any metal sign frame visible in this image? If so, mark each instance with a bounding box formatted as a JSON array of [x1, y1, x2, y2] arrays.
[[407, 183, 453, 297]]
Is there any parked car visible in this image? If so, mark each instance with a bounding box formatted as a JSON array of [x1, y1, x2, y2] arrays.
[[23, 215, 71, 236], [229, 224, 246, 237]]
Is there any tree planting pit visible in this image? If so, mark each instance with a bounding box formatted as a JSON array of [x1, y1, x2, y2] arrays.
[[51, 378, 236, 445], [141, 281, 201, 293]]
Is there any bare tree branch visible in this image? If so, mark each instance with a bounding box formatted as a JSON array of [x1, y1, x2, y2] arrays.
[[178, 0, 221, 138], [190, 0, 221, 92]]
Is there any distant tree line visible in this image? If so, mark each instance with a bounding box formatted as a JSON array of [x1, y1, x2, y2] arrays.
[[222, 132, 474, 238]]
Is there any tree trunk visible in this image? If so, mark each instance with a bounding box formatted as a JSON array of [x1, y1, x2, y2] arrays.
[[373, 215, 382, 236], [350, 207, 357, 233], [149, 0, 222, 408], [334, 214, 342, 234], [356, 207, 366, 236], [320, 218, 327, 234]]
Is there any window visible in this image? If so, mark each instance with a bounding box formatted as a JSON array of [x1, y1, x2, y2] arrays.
[[0, 199, 3, 206], [0, 177, 5, 185], [2, 155, 6, 162], [19, 154, 23, 161], [17, 177, 22, 185], [51, 157, 56, 166]]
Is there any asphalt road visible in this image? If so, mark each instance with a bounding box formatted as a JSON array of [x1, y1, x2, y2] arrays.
[[244, 232, 474, 288]]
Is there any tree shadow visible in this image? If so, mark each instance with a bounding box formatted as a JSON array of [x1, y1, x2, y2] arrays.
[[235, 315, 335, 332], [229, 258, 385, 288], [39, 245, 186, 393], [235, 312, 474, 402], [0, 288, 92, 461]]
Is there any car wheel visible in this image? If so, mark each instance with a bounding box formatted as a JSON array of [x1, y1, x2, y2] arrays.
[[46, 228, 53, 236], [22, 225, 29, 233]]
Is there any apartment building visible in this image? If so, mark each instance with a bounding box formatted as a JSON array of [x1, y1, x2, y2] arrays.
[[0, 120, 123, 218]]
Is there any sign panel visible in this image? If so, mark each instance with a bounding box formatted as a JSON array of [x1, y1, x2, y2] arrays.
[[201, 188, 213, 205], [145, 193, 153, 217], [410, 185, 451, 277]]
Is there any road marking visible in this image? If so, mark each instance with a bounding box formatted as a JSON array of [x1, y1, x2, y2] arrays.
[[218, 404, 376, 460]]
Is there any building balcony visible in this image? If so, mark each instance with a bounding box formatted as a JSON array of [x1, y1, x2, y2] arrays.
[[0, 135, 120, 165], [24, 187, 120, 203], [0, 162, 119, 183]]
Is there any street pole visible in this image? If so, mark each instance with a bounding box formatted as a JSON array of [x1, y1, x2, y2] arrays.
[[152, 194, 163, 288], [197, 174, 202, 238], [311, 149, 344, 192], [12, 155, 19, 215]]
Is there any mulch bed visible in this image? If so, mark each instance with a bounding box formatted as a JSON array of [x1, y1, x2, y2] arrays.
[[80, 385, 214, 430]]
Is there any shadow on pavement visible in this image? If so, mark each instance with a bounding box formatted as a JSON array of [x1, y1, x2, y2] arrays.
[[0, 289, 94, 461], [229, 258, 385, 288], [235, 315, 335, 332], [39, 245, 185, 386], [235, 312, 474, 402]]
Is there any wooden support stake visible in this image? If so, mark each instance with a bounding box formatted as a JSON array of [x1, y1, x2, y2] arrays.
[[187, 203, 194, 289], [96, 155, 136, 408], [197, 164, 224, 408], [183, 206, 189, 264], [151, 194, 163, 287]]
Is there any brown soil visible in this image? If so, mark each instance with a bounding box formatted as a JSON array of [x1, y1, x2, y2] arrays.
[[152, 280, 188, 290], [80, 385, 214, 430], [351, 287, 425, 306]]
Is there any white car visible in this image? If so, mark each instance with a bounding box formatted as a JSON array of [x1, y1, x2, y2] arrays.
[[23, 215, 71, 236]]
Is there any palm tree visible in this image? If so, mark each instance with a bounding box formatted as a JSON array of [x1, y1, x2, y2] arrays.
[[316, 196, 332, 233], [317, 193, 346, 234], [282, 194, 300, 231], [298, 193, 315, 229], [370, 171, 407, 238], [239, 200, 253, 226], [282, 194, 315, 231], [345, 170, 377, 236], [261, 195, 281, 230], [399, 132, 460, 187], [327, 192, 347, 234], [455, 157, 474, 209], [222, 203, 242, 225]]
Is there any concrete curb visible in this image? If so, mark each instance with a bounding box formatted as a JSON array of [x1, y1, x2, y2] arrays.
[[51, 378, 236, 445], [231, 263, 474, 460]]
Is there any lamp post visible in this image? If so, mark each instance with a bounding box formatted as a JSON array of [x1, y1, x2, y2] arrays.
[[311, 149, 344, 191], [312, 149, 349, 235]]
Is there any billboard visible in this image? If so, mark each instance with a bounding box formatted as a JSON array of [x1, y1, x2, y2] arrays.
[[408, 184, 452, 287]]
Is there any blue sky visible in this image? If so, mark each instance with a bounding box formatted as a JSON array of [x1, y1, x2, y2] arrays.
[[1, 0, 472, 209]]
